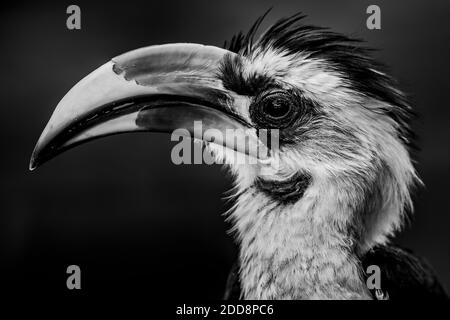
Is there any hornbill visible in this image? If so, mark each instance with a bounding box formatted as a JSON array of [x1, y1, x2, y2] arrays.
[[30, 13, 447, 300]]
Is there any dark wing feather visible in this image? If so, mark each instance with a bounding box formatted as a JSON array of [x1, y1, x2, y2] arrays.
[[362, 244, 448, 300]]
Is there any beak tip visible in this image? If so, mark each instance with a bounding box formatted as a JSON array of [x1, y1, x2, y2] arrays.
[[29, 143, 42, 171], [29, 154, 38, 171]]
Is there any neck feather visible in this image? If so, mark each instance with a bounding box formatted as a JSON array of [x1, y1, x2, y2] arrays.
[[229, 179, 372, 300]]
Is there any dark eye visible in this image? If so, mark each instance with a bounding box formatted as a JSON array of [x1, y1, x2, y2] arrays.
[[262, 95, 292, 119], [250, 91, 299, 129]]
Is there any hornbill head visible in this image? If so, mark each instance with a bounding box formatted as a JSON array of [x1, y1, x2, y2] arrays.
[[30, 13, 419, 299]]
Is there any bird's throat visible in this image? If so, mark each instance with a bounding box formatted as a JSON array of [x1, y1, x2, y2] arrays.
[[232, 182, 372, 300]]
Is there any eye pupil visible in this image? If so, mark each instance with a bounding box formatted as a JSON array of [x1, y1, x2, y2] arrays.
[[263, 97, 291, 119], [249, 90, 301, 129]]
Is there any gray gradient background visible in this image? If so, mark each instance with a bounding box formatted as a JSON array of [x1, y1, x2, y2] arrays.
[[1, 0, 449, 298]]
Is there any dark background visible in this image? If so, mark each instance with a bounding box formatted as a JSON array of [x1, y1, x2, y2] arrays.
[[1, 0, 449, 299]]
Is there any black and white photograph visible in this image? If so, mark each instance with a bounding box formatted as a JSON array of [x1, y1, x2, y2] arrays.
[[1, 0, 450, 313]]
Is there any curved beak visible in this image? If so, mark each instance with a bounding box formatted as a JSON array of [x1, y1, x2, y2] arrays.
[[29, 43, 267, 170]]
